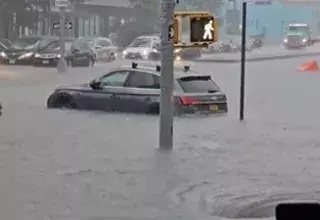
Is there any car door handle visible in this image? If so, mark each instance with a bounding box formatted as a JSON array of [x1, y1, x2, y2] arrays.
[[144, 97, 151, 102], [110, 94, 119, 99]]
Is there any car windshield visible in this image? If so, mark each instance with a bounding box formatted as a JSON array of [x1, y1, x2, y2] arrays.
[[288, 26, 309, 33], [53, 41, 73, 51], [10, 37, 41, 50], [129, 39, 151, 48], [177, 75, 220, 93], [0, 39, 11, 47]]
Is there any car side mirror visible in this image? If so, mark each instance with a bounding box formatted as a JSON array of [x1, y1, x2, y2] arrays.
[[72, 49, 79, 53], [95, 45, 102, 49], [89, 80, 101, 89]]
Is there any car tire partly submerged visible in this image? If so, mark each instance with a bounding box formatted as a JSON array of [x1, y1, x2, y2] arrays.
[[47, 93, 77, 109]]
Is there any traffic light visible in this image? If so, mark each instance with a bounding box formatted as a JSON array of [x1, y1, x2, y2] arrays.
[[189, 15, 217, 43], [168, 18, 179, 44]]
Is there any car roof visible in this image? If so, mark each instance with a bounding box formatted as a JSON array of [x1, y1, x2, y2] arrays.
[[135, 36, 160, 40], [18, 35, 59, 40], [78, 36, 111, 41], [111, 63, 209, 79], [289, 23, 308, 27]]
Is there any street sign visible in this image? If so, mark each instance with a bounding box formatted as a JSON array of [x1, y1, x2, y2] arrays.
[[189, 15, 217, 43], [55, 0, 69, 8], [53, 22, 73, 30], [168, 18, 179, 43]]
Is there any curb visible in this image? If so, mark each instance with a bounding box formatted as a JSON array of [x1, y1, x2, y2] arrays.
[[195, 52, 320, 63]]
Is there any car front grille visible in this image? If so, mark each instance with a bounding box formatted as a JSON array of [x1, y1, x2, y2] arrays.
[[287, 35, 301, 42], [6, 54, 20, 60], [127, 52, 140, 58]]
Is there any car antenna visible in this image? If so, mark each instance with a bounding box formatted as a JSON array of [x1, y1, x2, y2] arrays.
[[156, 65, 161, 72], [132, 62, 138, 69], [183, 65, 190, 72]]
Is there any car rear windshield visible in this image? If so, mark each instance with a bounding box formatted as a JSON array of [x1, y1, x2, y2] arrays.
[[177, 76, 220, 93]]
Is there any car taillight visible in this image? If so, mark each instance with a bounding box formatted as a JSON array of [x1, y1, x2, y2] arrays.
[[179, 96, 197, 105]]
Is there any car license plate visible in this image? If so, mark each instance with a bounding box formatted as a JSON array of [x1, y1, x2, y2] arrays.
[[9, 60, 15, 64], [209, 105, 218, 111], [42, 60, 49, 64]]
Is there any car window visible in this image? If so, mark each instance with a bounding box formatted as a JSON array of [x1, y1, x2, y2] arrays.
[[41, 41, 60, 52], [99, 39, 111, 47], [0, 39, 11, 48], [153, 42, 160, 49], [99, 71, 130, 87], [79, 41, 90, 50], [126, 71, 160, 89], [177, 76, 220, 93]]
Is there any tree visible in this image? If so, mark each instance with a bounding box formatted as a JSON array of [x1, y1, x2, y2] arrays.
[[129, 0, 160, 28]]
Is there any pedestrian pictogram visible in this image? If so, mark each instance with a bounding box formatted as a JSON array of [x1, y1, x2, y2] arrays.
[[203, 20, 214, 40], [189, 15, 217, 44]]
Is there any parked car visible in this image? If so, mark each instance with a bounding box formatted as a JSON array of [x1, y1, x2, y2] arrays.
[[33, 40, 73, 67], [79, 37, 118, 62], [47, 62, 228, 115], [148, 42, 201, 61], [66, 39, 96, 67], [122, 36, 160, 60], [0, 36, 58, 65]]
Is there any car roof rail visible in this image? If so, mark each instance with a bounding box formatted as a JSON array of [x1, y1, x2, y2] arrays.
[[132, 62, 138, 69], [183, 65, 190, 72]]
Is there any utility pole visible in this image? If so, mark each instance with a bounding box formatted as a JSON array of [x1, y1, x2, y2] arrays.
[[239, 1, 247, 121], [159, 0, 175, 150], [56, 0, 68, 73]]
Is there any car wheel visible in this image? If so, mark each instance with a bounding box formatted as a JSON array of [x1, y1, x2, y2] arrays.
[[47, 93, 77, 109], [146, 104, 159, 115]]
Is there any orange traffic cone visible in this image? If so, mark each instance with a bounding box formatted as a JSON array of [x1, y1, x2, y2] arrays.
[[297, 59, 319, 71]]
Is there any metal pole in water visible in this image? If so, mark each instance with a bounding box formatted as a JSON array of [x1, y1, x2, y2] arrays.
[[159, 0, 175, 149], [239, 1, 247, 121], [57, 7, 67, 73]]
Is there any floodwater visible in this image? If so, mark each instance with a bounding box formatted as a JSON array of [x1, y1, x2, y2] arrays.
[[1, 57, 320, 220]]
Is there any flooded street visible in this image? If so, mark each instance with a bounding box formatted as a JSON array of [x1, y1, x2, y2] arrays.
[[1, 58, 320, 220]]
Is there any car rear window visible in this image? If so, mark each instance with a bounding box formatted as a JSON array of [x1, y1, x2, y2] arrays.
[[177, 76, 220, 93]]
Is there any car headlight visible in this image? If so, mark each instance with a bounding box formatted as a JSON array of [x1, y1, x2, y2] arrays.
[[152, 48, 158, 53], [174, 48, 181, 53], [142, 50, 148, 55], [0, 52, 7, 58], [34, 53, 40, 58], [18, 52, 33, 59], [56, 54, 61, 58], [122, 50, 127, 55], [302, 38, 307, 42], [283, 39, 288, 43]]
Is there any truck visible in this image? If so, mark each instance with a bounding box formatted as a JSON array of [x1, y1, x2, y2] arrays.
[[282, 23, 313, 49]]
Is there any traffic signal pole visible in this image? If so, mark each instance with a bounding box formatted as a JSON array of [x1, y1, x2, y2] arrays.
[[159, 0, 175, 150], [57, 6, 68, 73], [239, 1, 247, 120]]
